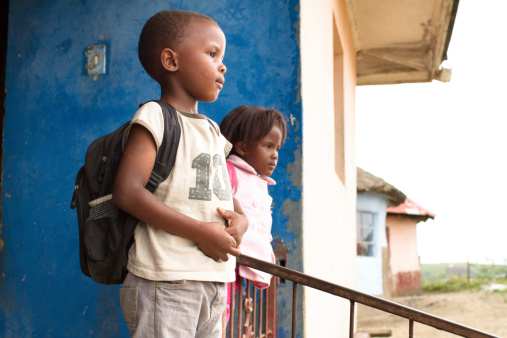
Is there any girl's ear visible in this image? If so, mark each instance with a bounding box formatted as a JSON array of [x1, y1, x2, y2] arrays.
[[234, 141, 248, 156], [161, 48, 178, 72]]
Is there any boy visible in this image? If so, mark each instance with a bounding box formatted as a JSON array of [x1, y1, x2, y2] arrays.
[[113, 10, 248, 337]]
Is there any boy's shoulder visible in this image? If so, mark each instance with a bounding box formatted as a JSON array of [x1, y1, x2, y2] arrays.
[[127, 101, 180, 149]]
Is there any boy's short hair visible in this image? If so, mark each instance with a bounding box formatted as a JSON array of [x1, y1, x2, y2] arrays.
[[220, 106, 287, 154], [138, 10, 217, 82]]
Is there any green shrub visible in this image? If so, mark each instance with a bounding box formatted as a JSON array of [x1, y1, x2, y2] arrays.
[[423, 278, 483, 293]]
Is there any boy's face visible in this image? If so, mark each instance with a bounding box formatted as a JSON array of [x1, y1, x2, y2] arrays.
[[172, 20, 227, 103]]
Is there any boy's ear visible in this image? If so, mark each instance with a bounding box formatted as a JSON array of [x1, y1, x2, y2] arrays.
[[161, 48, 178, 72], [234, 141, 248, 156]]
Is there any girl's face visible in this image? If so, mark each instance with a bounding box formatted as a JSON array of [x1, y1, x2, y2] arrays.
[[240, 125, 283, 177]]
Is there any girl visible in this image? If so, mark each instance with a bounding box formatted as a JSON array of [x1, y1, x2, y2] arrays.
[[220, 104, 287, 282]]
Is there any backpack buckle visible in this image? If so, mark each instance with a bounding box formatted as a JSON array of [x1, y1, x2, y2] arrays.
[[146, 171, 163, 192]]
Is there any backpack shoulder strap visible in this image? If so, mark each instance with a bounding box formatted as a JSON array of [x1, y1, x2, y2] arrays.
[[207, 118, 220, 136], [145, 100, 181, 193]]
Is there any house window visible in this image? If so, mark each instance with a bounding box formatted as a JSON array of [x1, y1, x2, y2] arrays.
[[357, 211, 375, 256]]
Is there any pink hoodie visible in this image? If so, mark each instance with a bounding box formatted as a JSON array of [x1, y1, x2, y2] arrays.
[[227, 154, 276, 289]]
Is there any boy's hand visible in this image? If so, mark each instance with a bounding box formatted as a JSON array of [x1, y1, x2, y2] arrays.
[[195, 221, 240, 261], [217, 207, 249, 247]]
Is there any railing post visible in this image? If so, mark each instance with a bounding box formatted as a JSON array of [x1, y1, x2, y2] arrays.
[[228, 282, 234, 338], [259, 288, 264, 337], [292, 282, 298, 338], [243, 280, 254, 338], [253, 285, 257, 337], [409, 319, 414, 338], [237, 277, 243, 338], [266, 275, 277, 338], [349, 301, 355, 338]]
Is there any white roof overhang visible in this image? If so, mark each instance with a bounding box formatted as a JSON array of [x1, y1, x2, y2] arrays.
[[346, 0, 459, 85]]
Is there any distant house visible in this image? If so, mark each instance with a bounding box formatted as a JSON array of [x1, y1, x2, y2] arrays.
[[356, 168, 406, 295], [386, 198, 435, 296], [356, 168, 435, 297]]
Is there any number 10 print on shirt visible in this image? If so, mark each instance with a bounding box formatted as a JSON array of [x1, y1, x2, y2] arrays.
[[189, 153, 232, 201]]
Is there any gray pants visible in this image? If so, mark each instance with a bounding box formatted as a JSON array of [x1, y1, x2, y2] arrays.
[[120, 272, 226, 337]]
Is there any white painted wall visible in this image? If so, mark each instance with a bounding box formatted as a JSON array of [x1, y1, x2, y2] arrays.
[[300, 0, 357, 336], [356, 192, 389, 295]]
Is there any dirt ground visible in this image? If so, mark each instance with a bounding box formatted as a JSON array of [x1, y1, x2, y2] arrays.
[[356, 291, 507, 337]]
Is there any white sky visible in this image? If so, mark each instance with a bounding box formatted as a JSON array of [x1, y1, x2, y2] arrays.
[[355, 1, 507, 264]]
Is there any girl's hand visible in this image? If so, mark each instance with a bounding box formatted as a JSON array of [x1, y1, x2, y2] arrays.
[[217, 207, 249, 247], [194, 221, 240, 261]]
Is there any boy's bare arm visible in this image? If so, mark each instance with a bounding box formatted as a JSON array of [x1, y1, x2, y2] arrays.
[[220, 197, 249, 247], [112, 124, 240, 261]]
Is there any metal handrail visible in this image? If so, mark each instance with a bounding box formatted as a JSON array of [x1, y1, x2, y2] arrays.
[[236, 254, 500, 338]]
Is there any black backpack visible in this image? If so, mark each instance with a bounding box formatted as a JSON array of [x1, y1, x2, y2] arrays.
[[70, 101, 180, 285]]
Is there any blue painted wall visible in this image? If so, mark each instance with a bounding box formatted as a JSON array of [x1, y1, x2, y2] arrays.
[[356, 192, 388, 295], [1, 0, 302, 336]]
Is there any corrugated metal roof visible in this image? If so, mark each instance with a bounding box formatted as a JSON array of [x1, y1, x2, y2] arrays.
[[387, 198, 436, 219]]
